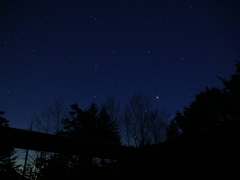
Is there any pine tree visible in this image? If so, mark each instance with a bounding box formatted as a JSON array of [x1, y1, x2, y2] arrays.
[[97, 105, 121, 146], [171, 61, 240, 141], [60, 102, 121, 146], [0, 111, 20, 179], [42, 102, 122, 179], [166, 118, 180, 141]]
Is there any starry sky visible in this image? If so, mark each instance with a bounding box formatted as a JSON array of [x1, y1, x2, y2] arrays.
[[1, 0, 240, 129]]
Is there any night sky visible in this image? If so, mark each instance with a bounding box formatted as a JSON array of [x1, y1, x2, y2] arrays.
[[1, 0, 240, 130]]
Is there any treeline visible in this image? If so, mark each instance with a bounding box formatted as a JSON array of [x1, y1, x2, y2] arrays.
[[20, 92, 171, 179], [1, 61, 240, 179], [31, 93, 170, 148]]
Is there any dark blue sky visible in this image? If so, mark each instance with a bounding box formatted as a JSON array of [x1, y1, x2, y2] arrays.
[[1, 0, 240, 129]]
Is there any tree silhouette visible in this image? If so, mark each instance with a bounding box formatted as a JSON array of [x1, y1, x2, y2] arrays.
[[32, 96, 68, 134], [219, 61, 240, 122], [25, 96, 69, 179], [0, 112, 8, 127], [97, 105, 121, 146], [0, 111, 20, 179], [164, 61, 240, 178], [40, 102, 121, 179], [174, 87, 229, 138], [60, 102, 121, 145], [104, 97, 121, 132], [166, 118, 180, 141], [122, 92, 170, 147], [172, 61, 240, 141]]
